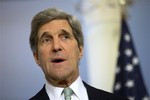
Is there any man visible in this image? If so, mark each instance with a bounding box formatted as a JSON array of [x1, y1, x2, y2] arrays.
[[29, 8, 128, 100]]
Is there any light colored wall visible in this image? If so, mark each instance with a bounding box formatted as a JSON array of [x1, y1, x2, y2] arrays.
[[0, 2, 2, 99], [0, 0, 149, 100]]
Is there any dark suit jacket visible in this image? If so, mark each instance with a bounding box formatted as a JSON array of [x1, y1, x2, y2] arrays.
[[29, 82, 128, 100]]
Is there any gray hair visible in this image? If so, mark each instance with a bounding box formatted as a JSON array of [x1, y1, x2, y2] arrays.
[[29, 8, 84, 53]]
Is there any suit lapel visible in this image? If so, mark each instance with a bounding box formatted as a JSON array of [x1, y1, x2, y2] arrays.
[[83, 81, 95, 100], [83, 81, 105, 100]]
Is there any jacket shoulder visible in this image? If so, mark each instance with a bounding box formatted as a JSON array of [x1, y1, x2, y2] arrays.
[[29, 85, 49, 100], [83, 82, 129, 100]]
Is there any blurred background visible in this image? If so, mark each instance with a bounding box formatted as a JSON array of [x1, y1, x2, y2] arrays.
[[0, 0, 149, 100]]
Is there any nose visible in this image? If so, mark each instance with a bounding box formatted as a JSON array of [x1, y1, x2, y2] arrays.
[[52, 38, 62, 52]]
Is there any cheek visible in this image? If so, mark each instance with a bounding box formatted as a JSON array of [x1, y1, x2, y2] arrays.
[[38, 48, 49, 64], [70, 46, 82, 61], [38, 51, 51, 74]]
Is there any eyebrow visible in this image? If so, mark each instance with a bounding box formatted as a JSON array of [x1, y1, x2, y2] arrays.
[[39, 32, 50, 41], [61, 29, 73, 36], [38, 29, 73, 40]]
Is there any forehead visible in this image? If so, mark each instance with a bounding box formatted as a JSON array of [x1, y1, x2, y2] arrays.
[[38, 19, 73, 37]]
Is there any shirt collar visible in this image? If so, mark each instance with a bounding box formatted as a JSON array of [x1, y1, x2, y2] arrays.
[[45, 81, 64, 99], [70, 76, 88, 100], [45, 76, 88, 100]]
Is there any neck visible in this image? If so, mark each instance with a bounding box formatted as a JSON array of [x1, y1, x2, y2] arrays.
[[46, 72, 79, 87]]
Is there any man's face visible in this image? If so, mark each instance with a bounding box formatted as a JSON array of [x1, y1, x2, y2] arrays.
[[34, 19, 83, 86]]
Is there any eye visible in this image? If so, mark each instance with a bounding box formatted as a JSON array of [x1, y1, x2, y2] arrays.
[[41, 36, 51, 45], [61, 34, 70, 40], [62, 35, 70, 40]]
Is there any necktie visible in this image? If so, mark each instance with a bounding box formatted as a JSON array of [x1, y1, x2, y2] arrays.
[[63, 87, 73, 100]]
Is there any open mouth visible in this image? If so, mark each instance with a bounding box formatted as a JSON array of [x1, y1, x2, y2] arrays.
[[51, 58, 65, 63]]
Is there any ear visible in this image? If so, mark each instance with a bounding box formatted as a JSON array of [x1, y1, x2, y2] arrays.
[[78, 46, 83, 59], [33, 52, 40, 66]]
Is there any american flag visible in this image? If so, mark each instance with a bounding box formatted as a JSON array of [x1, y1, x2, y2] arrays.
[[113, 19, 150, 100]]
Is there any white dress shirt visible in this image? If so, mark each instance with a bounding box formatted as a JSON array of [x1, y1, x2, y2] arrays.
[[45, 76, 89, 100]]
